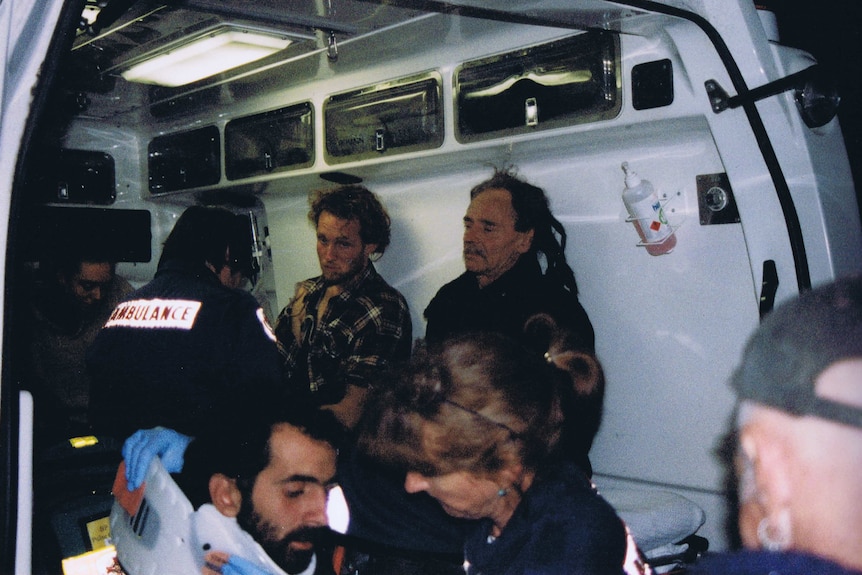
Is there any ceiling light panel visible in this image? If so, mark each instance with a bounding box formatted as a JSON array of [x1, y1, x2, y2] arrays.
[[120, 25, 293, 87]]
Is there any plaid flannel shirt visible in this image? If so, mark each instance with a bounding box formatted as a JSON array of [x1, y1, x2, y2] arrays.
[[275, 263, 412, 403]]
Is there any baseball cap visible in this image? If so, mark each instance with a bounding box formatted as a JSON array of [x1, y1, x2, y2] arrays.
[[730, 275, 862, 428]]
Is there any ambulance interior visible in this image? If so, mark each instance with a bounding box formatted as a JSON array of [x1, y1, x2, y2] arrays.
[[7, 0, 862, 573]]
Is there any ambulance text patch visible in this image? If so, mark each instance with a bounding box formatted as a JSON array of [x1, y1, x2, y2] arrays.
[[105, 299, 202, 330]]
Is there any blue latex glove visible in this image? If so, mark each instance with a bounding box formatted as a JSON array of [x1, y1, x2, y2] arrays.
[[219, 556, 275, 575], [122, 426, 193, 491]]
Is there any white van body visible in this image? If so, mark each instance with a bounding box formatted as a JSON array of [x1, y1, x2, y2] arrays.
[[3, 1, 861, 573]]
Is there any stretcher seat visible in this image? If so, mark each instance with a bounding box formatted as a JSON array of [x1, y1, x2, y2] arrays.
[[600, 488, 707, 572]]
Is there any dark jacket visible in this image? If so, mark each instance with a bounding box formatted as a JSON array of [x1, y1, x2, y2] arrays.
[[687, 550, 862, 575], [464, 461, 627, 575], [424, 255, 594, 351], [337, 447, 471, 559], [87, 259, 283, 440]]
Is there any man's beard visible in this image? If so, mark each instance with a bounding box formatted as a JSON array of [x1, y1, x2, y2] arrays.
[[236, 503, 332, 574], [321, 257, 366, 286]]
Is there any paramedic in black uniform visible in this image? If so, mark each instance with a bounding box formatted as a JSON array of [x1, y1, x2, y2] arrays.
[[424, 168, 595, 352], [424, 168, 598, 475], [87, 205, 282, 442]]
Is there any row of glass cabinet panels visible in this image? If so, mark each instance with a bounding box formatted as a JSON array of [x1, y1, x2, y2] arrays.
[[148, 32, 621, 194]]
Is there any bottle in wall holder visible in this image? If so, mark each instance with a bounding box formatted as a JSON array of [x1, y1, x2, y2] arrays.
[[621, 162, 677, 256]]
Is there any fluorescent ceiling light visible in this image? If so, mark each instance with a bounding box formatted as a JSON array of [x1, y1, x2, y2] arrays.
[[121, 26, 292, 87]]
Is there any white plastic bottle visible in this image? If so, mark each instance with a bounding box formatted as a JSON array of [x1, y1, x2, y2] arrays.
[[621, 162, 676, 256]]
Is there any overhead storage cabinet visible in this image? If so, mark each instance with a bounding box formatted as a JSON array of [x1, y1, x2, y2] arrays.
[[38, 149, 116, 205], [225, 103, 314, 180], [148, 126, 221, 194], [455, 32, 621, 142], [31, 149, 117, 206], [324, 73, 443, 164]]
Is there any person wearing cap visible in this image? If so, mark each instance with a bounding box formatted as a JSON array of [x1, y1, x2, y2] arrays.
[[87, 206, 283, 442], [688, 276, 862, 575]]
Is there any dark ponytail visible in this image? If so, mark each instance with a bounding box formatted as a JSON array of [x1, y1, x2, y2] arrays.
[[524, 313, 605, 476]]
